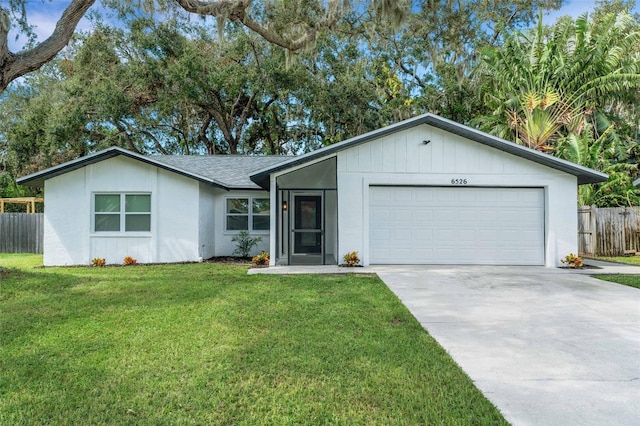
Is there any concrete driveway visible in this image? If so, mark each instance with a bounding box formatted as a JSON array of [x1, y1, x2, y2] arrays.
[[373, 265, 640, 426]]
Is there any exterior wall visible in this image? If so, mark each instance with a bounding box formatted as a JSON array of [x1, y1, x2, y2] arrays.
[[198, 183, 217, 259], [212, 188, 271, 257], [336, 124, 578, 267], [43, 156, 201, 265], [43, 171, 89, 266]]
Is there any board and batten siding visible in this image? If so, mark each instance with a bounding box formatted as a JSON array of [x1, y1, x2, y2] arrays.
[[336, 124, 578, 267], [43, 156, 203, 265]]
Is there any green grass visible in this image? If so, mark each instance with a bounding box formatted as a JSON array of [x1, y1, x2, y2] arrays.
[[0, 253, 43, 268], [0, 254, 506, 425], [595, 274, 640, 289], [592, 256, 640, 266]]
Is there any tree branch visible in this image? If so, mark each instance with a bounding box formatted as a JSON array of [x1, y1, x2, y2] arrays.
[[173, 0, 342, 52], [0, 0, 96, 92]]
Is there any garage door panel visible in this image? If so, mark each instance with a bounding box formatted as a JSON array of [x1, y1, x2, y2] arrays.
[[369, 187, 544, 265], [414, 229, 433, 241]]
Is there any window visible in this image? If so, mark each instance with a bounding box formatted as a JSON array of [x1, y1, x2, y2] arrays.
[[226, 197, 270, 231], [94, 194, 151, 232]]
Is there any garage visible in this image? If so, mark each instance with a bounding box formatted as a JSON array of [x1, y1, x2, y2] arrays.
[[369, 186, 545, 265], [251, 113, 608, 267]]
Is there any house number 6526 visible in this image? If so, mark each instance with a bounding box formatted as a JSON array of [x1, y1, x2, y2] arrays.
[[450, 178, 468, 185]]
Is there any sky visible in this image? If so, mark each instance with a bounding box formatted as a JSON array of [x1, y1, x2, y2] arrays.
[[7, 0, 640, 52]]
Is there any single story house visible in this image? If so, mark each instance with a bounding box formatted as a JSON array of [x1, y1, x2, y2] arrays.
[[18, 113, 607, 267]]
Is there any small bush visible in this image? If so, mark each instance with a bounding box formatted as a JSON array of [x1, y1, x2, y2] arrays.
[[561, 253, 584, 269], [342, 251, 360, 266], [91, 257, 106, 267], [232, 231, 262, 257], [252, 251, 270, 266], [123, 256, 137, 266]]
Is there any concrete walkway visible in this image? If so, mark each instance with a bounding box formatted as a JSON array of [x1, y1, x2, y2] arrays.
[[250, 261, 640, 425], [247, 259, 640, 275]]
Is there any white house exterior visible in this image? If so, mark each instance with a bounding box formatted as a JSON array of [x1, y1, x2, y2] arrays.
[[18, 113, 608, 267], [18, 150, 285, 266]]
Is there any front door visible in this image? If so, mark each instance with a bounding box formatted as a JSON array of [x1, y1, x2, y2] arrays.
[[291, 193, 323, 264]]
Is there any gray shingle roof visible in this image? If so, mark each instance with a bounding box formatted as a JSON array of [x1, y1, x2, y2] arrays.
[[16, 147, 291, 189], [634, 178, 640, 186], [152, 155, 291, 189]]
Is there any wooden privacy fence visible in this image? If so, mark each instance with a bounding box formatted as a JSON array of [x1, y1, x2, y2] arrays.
[[578, 206, 640, 257], [0, 213, 44, 253]]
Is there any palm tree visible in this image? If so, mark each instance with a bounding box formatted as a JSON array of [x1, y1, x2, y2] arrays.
[[475, 11, 640, 153]]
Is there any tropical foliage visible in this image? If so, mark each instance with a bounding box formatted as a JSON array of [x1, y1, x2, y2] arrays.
[[475, 10, 640, 206]]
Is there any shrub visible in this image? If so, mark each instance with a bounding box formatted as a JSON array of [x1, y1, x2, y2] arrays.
[[342, 251, 360, 266], [252, 251, 270, 266], [561, 253, 584, 269], [123, 256, 137, 266], [91, 257, 106, 267], [232, 231, 262, 257]]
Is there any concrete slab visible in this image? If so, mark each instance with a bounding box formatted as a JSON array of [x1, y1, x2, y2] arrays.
[[581, 258, 640, 274], [248, 260, 640, 276], [247, 265, 372, 275], [377, 266, 640, 426]]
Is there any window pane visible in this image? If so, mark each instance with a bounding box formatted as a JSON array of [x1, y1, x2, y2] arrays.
[[252, 199, 270, 215], [95, 194, 120, 212], [126, 194, 150, 213], [227, 215, 248, 231], [253, 215, 270, 230], [126, 214, 151, 232], [95, 214, 120, 231], [227, 199, 248, 214]]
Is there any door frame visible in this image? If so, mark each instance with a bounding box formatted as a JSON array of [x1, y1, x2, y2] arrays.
[[289, 191, 324, 265]]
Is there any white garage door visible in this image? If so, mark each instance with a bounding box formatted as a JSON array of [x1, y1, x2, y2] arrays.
[[369, 186, 544, 265]]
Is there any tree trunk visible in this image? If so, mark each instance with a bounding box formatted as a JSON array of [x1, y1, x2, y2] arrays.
[[0, 0, 96, 93]]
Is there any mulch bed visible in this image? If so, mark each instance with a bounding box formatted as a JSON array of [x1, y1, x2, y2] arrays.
[[206, 256, 252, 264]]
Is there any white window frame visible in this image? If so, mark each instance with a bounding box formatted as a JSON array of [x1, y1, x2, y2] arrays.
[[92, 193, 152, 234], [225, 196, 270, 233]]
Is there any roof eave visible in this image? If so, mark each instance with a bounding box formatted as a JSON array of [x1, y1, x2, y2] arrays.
[[250, 113, 609, 188], [423, 115, 609, 185], [16, 147, 231, 190]]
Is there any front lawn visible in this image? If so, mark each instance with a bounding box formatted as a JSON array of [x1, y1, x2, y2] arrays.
[[595, 274, 640, 289], [0, 255, 506, 425]]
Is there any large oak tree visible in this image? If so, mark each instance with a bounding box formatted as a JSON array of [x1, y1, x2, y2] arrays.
[[1, 0, 410, 93]]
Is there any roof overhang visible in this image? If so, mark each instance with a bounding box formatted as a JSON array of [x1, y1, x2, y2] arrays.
[[17, 147, 229, 189], [250, 113, 609, 189]]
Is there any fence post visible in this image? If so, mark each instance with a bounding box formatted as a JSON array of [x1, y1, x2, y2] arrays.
[[590, 205, 597, 256]]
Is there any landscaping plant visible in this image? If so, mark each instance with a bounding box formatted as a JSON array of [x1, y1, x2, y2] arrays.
[[342, 251, 361, 266], [561, 253, 584, 269], [123, 256, 137, 265], [231, 231, 262, 257], [91, 257, 106, 267], [252, 251, 269, 266]]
